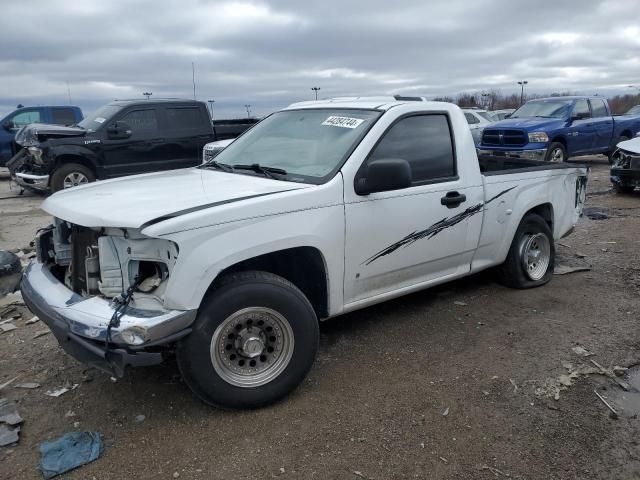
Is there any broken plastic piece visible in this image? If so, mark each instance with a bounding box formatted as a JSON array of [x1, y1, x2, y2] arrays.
[[39, 431, 103, 479]]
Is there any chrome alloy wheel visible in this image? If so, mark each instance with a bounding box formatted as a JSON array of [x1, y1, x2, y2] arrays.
[[63, 172, 90, 189], [520, 233, 551, 281], [210, 307, 294, 388], [549, 147, 564, 163]]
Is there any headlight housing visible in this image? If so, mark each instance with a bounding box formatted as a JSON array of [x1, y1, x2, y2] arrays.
[[27, 146, 43, 163], [528, 132, 549, 143]]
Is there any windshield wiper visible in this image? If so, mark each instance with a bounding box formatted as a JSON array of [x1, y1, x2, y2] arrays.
[[232, 163, 287, 179], [200, 161, 234, 172]]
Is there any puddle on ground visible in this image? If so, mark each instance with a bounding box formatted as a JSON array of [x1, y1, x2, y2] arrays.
[[604, 365, 640, 418]]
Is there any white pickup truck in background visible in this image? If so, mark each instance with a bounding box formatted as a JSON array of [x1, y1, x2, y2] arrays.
[[22, 98, 588, 408]]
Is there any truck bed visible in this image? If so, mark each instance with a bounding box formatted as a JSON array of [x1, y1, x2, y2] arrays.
[[478, 154, 584, 176]]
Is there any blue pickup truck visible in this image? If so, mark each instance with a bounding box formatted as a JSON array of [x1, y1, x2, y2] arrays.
[[477, 96, 640, 163], [0, 106, 83, 167]]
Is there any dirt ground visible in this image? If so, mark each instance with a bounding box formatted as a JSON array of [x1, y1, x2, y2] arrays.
[[1, 157, 639, 480]]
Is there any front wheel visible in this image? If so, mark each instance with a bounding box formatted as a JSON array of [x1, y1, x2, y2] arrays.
[[545, 142, 566, 163], [177, 271, 319, 409], [50, 163, 95, 193], [496, 214, 555, 289]]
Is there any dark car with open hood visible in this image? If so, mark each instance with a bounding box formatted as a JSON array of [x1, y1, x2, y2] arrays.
[[7, 99, 255, 193]]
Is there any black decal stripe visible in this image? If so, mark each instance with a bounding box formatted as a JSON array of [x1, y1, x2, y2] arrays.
[[363, 186, 517, 265], [140, 190, 297, 230]]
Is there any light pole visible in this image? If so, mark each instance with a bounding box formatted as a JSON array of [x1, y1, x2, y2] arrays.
[[311, 87, 321, 100], [143, 92, 152, 100], [244, 104, 252, 118], [629, 85, 640, 93], [517, 81, 528, 106], [481, 93, 490, 109], [207, 99, 215, 121]]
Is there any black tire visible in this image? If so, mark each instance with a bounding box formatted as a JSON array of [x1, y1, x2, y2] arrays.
[[608, 136, 630, 165], [545, 142, 567, 162], [50, 163, 96, 193], [612, 182, 635, 194], [177, 271, 319, 409], [496, 214, 555, 289]]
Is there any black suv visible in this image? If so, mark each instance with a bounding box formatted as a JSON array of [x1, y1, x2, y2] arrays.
[[8, 99, 253, 193]]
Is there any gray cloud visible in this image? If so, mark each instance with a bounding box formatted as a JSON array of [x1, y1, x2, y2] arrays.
[[0, 0, 638, 118]]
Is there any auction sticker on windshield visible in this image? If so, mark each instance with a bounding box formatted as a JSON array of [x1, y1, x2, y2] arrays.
[[322, 116, 364, 129], [94, 117, 106, 124]]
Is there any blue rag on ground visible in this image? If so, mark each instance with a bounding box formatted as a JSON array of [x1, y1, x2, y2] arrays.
[[38, 431, 103, 479]]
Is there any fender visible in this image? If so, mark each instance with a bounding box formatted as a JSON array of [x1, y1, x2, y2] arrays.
[[48, 143, 101, 174]]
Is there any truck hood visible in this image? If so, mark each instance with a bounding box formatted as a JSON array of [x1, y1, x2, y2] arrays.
[[487, 117, 565, 130], [42, 168, 309, 229], [15, 123, 86, 147], [618, 136, 640, 154]]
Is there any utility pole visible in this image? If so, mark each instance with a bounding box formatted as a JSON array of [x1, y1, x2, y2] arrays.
[[207, 99, 215, 121], [192, 62, 196, 100], [517, 81, 528, 106], [143, 92, 152, 100], [311, 87, 321, 100], [481, 92, 490, 110], [244, 104, 252, 118]]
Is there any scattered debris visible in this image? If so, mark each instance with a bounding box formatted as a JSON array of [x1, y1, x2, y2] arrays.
[[0, 398, 23, 447], [39, 431, 103, 479], [594, 390, 618, 419], [613, 366, 628, 377], [0, 323, 17, 333], [25, 316, 40, 325], [65, 411, 76, 418], [480, 464, 507, 476], [352, 471, 367, 479], [453, 301, 468, 306], [33, 329, 51, 339], [0, 377, 18, 390], [590, 359, 630, 391], [439, 457, 449, 464], [134, 414, 146, 423], [173, 472, 180, 478], [571, 346, 594, 357], [45, 384, 78, 398], [15, 382, 40, 389], [442, 407, 450, 416], [509, 379, 518, 393], [583, 207, 609, 220], [554, 264, 591, 275]]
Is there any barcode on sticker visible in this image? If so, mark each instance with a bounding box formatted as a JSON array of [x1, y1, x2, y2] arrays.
[[322, 116, 364, 129]]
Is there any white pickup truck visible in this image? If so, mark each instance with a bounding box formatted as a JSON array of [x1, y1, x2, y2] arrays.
[[22, 98, 588, 409]]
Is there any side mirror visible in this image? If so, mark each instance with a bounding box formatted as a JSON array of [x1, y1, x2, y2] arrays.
[[355, 158, 412, 195], [571, 112, 590, 121], [3, 121, 14, 131], [107, 121, 132, 139]]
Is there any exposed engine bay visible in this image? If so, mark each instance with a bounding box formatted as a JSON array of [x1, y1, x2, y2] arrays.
[[35, 218, 178, 310]]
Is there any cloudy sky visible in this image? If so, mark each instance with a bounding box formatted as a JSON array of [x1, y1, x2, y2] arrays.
[[0, 0, 638, 119]]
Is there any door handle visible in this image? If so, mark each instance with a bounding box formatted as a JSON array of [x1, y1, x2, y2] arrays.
[[441, 191, 466, 208]]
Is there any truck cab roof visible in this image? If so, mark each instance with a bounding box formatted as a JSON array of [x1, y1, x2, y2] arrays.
[[286, 96, 447, 112], [108, 99, 205, 108]]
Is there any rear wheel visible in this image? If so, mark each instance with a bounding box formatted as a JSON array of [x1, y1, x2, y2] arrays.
[[177, 271, 319, 409], [545, 142, 566, 163], [497, 214, 555, 289], [50, 163, 95, 193]]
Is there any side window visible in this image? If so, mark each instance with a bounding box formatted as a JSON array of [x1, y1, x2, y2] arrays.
[[590, 99, 608, 118], [51, 108, 77, 125], [368, 114, 456, 183], [119, 109, 159, 137], [572, 99, 591, 118], [464, 112, 479, 124], [165, 107, 207, 134], [11, 110, 41, 127]]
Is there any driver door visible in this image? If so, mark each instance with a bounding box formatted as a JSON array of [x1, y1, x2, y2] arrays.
[[567, 99, 594, 154], [344, 113, 483, 305]]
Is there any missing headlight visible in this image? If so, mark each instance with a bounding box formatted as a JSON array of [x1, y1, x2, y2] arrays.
[[132, 261, 169, 293]]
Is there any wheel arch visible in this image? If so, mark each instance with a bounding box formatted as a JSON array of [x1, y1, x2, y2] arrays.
[[206, 246, 330, 319], [52, 153, 97, 177]]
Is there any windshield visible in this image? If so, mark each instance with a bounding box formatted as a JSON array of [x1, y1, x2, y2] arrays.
[[477, 111, 493, 121], [510, 99, 573, 119], [208, 109, 381, 183], [626, 105, 640, 115], [77, 105, 122, 132]]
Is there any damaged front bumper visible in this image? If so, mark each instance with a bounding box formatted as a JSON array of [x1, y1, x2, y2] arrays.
[[21, 261, 197, 376], [7, 149, 50, 192], [13, 172, 49, 191]]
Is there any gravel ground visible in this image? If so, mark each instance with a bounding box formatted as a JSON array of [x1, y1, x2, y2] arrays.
[[1, 157, 639, 479]]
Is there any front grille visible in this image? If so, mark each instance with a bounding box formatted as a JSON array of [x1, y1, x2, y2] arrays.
[[482, 129, 528, 147]]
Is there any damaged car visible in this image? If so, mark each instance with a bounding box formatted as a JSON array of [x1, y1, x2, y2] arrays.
[[610, 134, 640, 194], [21, 97, 588, 409]]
